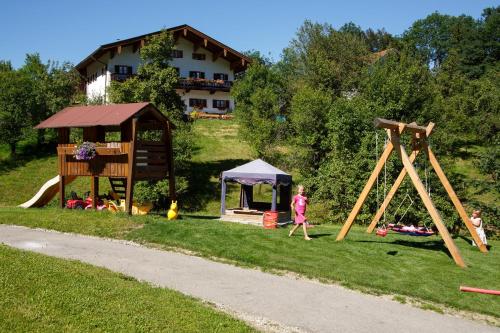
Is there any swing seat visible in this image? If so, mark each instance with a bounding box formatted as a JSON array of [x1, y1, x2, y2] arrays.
[[391, 225, 435, 237], [376, 228, 388, 237]]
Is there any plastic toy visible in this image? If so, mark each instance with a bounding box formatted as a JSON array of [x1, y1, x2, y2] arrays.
[[167, 200, 179, 220]]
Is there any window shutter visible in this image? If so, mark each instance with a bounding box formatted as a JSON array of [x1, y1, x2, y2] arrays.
[[128, 66, 132, 74], [201, 72, 205, 79], [114, 65, 119, 74]]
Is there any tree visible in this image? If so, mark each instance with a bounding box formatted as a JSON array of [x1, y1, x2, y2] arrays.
[[19, 54, 80, 145], [0, 70, 33, 156], [232, 59, 286, 158], [109, 30, 184, 123], [281, 20, 371, 96], [108, 31, 192, 203]]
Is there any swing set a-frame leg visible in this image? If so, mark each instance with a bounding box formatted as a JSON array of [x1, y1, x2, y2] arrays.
[[394, 135, 466, 268], [336, 137, 394, 241], [425, 144, 488, 253], [366, 149, 418, 233]]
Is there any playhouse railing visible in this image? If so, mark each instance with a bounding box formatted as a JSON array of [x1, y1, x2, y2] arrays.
[[57, 142, 131, 177]]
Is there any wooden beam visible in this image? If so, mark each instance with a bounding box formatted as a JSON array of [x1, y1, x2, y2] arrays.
[[140, 39, 145, 48], [392, 132, 466, 268], [126, 118, 138, 214], [203, 38, 208, 47], [374, 118, 428, 134], [117, 45, 122, 55], [367, 123, 435, 233], [336, 137, 395, 241], [166, 122, 176, 201], [425, 144, 488, 253], [59, 175, 65, 209], [183, 28, 188, 37], [91, 177, 99, 210]]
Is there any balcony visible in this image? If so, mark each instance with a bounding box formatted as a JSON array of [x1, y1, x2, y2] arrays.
[[110, 73, 135, 82], [177, 78, 233, 93]]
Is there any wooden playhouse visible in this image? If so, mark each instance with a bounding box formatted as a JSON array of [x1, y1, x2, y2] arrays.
[[35, 102, 175, 213]]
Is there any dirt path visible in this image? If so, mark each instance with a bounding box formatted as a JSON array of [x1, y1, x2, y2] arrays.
[[0, 225, 497, 333]]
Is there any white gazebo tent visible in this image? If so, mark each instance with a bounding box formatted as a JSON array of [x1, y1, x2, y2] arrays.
[[220, 159, 292, 224]]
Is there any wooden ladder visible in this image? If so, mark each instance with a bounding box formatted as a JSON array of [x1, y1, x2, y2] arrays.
[[109, 177, 127, 199]]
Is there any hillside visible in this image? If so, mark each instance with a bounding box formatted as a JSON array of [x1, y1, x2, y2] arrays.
[[0, 119, 497, 228]]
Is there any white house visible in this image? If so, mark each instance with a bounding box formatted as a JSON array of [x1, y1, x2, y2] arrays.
[[76, 24, 251, 114]]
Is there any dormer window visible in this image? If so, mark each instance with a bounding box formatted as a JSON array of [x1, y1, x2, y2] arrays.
[[192, 53, 206, 60], [213, 73, 228, 81], [171, 50, 183, 58]]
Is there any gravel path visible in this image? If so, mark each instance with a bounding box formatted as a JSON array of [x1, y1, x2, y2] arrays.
[[0, 224, 497, 333]]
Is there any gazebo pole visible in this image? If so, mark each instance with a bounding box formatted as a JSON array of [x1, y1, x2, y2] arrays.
[[271, 185, 277, 211], [220, 180, 227, 215]]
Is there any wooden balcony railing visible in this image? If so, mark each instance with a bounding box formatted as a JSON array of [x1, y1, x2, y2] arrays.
[[110, 73, 135, 82], [177, 78, 232, 92]]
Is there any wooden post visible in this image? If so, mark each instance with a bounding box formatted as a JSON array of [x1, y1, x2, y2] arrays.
[[336, 136, 395, 241], [425, 144, 488, 253], [126, 118, 138, 214], [166, 122, 176, 201], [59, 175, 66, 208], [367, 123, 435, 233], [393, 132, 466, 268], [91, 177, 99, 209]]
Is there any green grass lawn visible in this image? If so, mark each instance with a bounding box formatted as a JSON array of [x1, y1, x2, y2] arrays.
[[1, 120, 499, 322], [0, 208, 498, 319], [0, 244, 255, 332]]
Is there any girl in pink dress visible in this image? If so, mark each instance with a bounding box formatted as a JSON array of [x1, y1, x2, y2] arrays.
[[289, 185, 312, 240]]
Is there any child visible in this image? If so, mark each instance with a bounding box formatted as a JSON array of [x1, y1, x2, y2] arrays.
[[289, 185, 312, 240], [471, 210, 488, 247]]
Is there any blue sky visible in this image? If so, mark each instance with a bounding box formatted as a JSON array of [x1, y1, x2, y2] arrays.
[[0, 0, 497, 68]]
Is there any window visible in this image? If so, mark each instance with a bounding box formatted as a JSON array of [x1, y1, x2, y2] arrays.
[[189, 71, 205, 79], [189, 98, 207, 108], [173, 67, 180, 76], [115, 65, 132, 74], [192, 53, 206, 60], [171, 49, 183, 58], [213, 73, 228, 81], [213, 100, 229, 109]]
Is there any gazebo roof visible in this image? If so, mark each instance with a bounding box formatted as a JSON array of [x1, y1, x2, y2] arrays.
[[222, 159, 291, 186]]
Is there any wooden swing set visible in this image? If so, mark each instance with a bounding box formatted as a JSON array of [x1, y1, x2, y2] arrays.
[[336, 118, 488, 268]]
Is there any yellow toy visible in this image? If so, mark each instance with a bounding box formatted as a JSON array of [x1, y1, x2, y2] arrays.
[[167, 200, 179, 220]]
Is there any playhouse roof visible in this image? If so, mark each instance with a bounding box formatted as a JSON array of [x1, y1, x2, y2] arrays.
[[221, 159, 292, 186], [35, 102, 169, 129]]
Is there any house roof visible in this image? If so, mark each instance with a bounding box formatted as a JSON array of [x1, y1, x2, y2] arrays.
[[222, 159, 292, 186], [76, 24, 251, 74], [35, 102, 166, 129]]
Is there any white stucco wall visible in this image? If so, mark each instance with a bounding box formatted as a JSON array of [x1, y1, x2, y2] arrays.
[[170, 37, 234, 80], [84, 37, 236, 111]]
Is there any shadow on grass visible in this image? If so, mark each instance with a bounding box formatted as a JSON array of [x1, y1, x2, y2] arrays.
[[182, 214, 219, 220], [0, 142, 56, 175], [355, 239, 452, 258], [309, 233, 333, 239], [179, 158, 251, 212]]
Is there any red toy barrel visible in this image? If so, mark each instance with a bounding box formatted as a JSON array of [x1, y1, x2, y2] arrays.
[[263, 211, 278, 229]]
